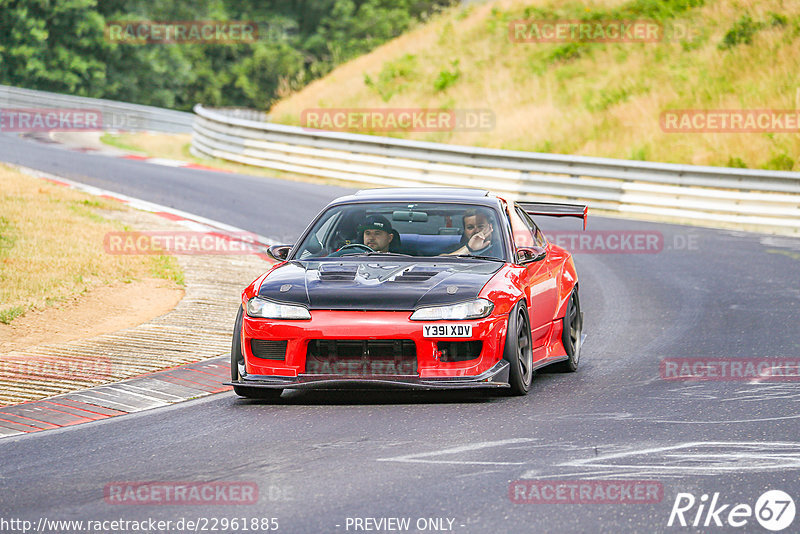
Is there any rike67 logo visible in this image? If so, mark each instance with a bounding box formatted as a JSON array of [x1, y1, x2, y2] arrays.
[[668, 490, 796, 531]]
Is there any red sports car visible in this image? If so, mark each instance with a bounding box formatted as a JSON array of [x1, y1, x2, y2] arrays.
[[228, 188, 585, 398]]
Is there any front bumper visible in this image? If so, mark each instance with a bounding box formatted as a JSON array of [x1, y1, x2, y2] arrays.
[[237, 309, 509, 387], [226, 360, 510, 390]]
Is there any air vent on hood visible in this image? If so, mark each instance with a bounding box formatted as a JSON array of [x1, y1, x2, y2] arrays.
[[389, 270, 439, 283], [318, 267, 358, 281]]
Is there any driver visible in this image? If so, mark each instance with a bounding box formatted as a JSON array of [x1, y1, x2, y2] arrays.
[[357, 215, 395, 253], [447, 208, 493, 255]]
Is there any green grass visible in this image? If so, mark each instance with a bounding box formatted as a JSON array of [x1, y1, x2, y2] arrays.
[[364, 53, 420, 102], [100, 133, 144, 153], [68, 203, 111, 224], [433, 60, 461, 92], [151, 255, 185, 286], [0, 216, 16, 254], [0, 306, 26, 325]]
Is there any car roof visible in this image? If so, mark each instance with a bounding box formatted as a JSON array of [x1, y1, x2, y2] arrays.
[[330, 187, 499, 207]]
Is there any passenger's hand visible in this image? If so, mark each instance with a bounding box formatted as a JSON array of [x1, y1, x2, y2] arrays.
[[468, 223, 492, 251]]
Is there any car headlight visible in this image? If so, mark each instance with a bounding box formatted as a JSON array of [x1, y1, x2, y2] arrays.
[[410, 298, 494, 321], [246, 296, 311, 320]]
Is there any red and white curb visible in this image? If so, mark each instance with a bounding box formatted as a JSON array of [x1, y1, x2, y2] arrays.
[[120, 154, 233, 173], [0, 357, 231, 438], [0, 165, 279, 439], [41, 131, 233, 173]]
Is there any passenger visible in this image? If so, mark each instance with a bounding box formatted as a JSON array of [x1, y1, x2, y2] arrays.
[[447, 208, 494, 255]]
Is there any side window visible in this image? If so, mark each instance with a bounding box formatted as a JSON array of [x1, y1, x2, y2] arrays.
[[298, 211, 340, 258], [509, 205, 536, 248], [316, 212, 339, 245], [512, 205, 547, 262], [518, 206, 547, 248]]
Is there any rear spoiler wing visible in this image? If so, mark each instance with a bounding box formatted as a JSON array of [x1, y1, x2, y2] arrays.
[[519, 202, 588, 230]]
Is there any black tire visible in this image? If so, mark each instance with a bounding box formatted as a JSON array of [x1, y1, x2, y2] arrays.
[[230, 306, 245, 382], [230, 306, 283, 400], [503, 300, 534, 395], [553, 289, 583, 373]]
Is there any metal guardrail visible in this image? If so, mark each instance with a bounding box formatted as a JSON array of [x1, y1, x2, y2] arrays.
[[0, 85, 194, 133], [191, 104, 800, 233]]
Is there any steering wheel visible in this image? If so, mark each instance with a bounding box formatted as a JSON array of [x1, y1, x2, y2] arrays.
[[470, 242, 493, 255], [328, 243, 375, 257]]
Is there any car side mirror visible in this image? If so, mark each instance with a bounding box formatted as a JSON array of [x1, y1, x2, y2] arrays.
[[267, 244, 292, 261], [516, 246, 546, 264]]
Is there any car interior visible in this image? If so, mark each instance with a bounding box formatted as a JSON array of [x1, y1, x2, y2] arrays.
[[296, 203, 503, 258]]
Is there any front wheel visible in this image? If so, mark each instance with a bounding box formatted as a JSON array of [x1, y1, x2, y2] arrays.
[[230, 306, 283, 400], [553, 289, 582, 373], [503, 301, 533, 395]]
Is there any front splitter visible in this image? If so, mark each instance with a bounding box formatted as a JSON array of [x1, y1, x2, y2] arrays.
[[226, 361, 510, 390]]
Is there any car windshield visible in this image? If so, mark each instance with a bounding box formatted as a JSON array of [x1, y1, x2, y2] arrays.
[[293, 202, 507, 261]]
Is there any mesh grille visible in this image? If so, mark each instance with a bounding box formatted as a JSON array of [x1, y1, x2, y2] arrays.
[[437, 341, 482, 362], [305, 340, 417, 375], [250, 339, 288, 360]]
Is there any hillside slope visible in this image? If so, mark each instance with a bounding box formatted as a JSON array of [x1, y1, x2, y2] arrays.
[[269, 0, 800, 170]]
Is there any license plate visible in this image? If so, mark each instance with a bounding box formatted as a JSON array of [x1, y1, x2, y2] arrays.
[[422, 324, 472, 338]]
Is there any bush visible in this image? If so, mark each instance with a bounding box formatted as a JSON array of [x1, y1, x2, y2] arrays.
[[622, 0, 705, 20], [433, 60, 461, 92], [364, 54, 418, 102], [719, 15, 762, 49], [726, 157, 747, 168], [763, 154, 795, 171], [548, 43, 584, 63], [768, 12, 788, 27]]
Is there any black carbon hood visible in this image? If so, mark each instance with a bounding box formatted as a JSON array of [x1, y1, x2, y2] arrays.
[[257, 259, 502, 311]]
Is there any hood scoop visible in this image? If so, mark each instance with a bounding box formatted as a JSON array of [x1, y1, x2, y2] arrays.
[[388, 268, 439, 283], [318, 265, 358, 281]]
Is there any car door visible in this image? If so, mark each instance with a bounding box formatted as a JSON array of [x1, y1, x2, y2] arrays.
[[508, 204, 559, 348]]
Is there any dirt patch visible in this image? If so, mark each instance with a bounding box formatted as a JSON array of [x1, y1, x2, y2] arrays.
[[0, 278, 183, 353]]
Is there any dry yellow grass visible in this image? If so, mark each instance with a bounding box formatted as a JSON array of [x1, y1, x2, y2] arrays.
[[101, 132, 193, 160], [269, 0, 800, 170], [0, 165, 182, 324]]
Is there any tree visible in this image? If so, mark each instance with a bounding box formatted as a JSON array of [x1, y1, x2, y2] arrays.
[[0, 0, 108, 96]]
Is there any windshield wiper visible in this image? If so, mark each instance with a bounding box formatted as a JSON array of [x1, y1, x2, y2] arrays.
[[363, 252, 413, 257], [448, 254, 507, 262]]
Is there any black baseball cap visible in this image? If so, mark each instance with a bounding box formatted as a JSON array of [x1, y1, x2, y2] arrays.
[[358, 215, 393, 233]]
